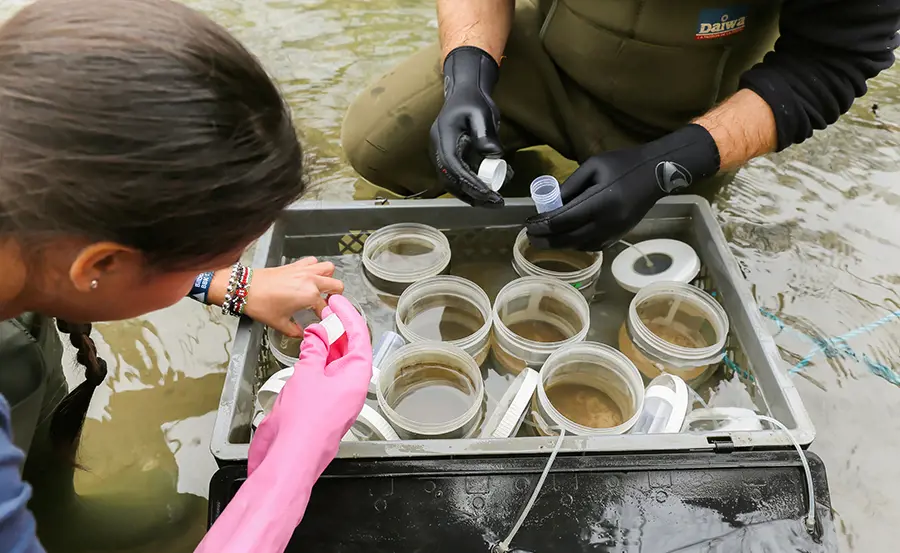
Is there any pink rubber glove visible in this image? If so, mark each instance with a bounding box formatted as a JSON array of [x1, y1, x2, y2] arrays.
[[195, 295, 371, 553]]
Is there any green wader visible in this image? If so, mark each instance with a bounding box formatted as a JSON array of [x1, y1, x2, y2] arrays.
[[342, 0, 780, 199], [0, 315, 201, 552]]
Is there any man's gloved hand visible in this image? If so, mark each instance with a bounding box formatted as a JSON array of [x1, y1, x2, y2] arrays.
[[525, 124, 720, 251], [430, 46, 512, 207]]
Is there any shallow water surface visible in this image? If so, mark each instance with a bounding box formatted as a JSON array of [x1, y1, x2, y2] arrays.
[[2, 0, 898, 551]]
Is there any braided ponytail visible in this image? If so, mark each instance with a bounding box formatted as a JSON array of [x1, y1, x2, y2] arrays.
[[52, 320, 108, 464]]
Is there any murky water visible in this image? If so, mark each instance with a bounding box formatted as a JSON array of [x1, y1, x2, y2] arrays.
[[2, 0, 897, 551]]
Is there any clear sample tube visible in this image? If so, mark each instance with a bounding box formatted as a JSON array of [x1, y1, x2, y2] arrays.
[[530, 175, 563, 213]]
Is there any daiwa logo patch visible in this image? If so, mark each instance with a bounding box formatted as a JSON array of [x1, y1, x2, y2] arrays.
[[695, 7, 747, 40]]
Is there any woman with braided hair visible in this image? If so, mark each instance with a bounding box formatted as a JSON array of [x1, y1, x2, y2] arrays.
[[0, 0, 373, 551]]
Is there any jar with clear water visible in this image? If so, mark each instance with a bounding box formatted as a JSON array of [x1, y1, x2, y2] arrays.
[[531, 343, 644, 436], [376, 342, 485, 440], [511, 228, 603, 300], [395, 276, 493, 365], [266, 295, 368, 372], [618, 281, 729, 387], [491, 276, 591, 375], [362, 223, 451, 297]]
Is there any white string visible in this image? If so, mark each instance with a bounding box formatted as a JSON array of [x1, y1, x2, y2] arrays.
[[495, 428, 567, 553], [755, 415, 817, 532]]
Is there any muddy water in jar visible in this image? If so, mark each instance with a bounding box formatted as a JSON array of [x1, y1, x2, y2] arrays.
[[545, 382, 624, 428], [506, 320, 570, 343], [403, 295, 485, 342], [384, 363, 479, 425], [370, 238, 442, 272], [619, 297, 719, 382], [521, 245, 597, 273]]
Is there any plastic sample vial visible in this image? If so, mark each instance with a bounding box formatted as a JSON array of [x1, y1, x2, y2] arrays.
[[395, 276, 493, 365], [617, 281, 729, 387], [531, 343, 644, 436], [362, 223, 452, 297], [511, 228, 603, 300], [530, 175, 563, 213], [376, 342, 485, 440], [478, 158, 508, 192], [370, 330, 406, 395], [491, 276, 591, 375]]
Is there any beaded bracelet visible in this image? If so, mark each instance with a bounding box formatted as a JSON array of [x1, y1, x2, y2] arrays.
[[222, 262, 254, 317]]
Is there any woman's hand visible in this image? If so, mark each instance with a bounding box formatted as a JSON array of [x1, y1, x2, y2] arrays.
[[195, 296, 371, 553], [208, 257, 344, 334]]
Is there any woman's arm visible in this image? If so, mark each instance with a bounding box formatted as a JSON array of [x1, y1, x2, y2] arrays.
[[0, 397, 44, 553]]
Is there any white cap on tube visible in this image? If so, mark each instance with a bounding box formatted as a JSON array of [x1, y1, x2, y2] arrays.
[[478, 158, 508, 192], [530, 175, 563, 213]]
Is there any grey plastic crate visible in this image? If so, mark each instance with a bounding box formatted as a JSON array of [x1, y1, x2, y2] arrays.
[[211, 196, 814, 464]]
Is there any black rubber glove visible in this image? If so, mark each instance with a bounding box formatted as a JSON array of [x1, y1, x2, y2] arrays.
[[525, 124, 720, 251], [429, 46, 511, 208]]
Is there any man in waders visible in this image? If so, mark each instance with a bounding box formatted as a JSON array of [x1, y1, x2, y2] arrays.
[[342, 0, 900, 251]]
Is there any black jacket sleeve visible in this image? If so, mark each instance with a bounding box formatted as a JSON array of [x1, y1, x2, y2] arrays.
[[739, 0, 900, 151]]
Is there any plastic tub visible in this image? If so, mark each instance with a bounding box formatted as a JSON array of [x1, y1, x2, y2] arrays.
[[362, 223, 452, 296], [531, 343, 644, 436], [618, 281, 729, 387], [376, 342, 484, 440], [267, 295, 368, 368], [395, 276, 493, 365], [511, 228, 603, 299], [491, 276, 591, 374]]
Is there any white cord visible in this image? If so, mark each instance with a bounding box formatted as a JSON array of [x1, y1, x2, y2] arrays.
[[495, 428, 567, 553], [754, 415, 817, 532]]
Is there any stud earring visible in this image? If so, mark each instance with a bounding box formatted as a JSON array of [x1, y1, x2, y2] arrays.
[[90, 279, 99, 290]]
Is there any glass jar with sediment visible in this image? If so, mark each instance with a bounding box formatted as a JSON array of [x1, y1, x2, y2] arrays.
[[376, 342, 485, 440], [511, 228, 603, 300], [362, 223, 452, 296], [267, 295, 369, 370], [491, 276, 591, 374], [395, 276, 493, 365], [531, 343, 644, 436], [618, 281, 729, 387]]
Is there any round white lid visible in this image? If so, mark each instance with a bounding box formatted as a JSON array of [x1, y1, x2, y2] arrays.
[[479, 368, 541, 438], [350, 404, 400, 441], [611, 239, 701, 293], [252, 367, 294, 428], [643, 373, 690, 434]]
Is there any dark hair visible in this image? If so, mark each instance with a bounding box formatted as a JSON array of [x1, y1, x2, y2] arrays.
[[0, 0, 305, 463]]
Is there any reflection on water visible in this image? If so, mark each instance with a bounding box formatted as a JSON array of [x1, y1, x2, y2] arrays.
[[0, 0, 895, 551]]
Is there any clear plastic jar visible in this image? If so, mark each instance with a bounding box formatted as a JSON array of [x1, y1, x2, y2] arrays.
[[618, 281, 729, 387], [531, 343, 644, 436], [511, 228, 603, 300], [267, 295, 368, 368], [362, 223, 452, 296], [395, 276, 493, 365], [376, 342, 485, 440], [491, 276, 591, 374]]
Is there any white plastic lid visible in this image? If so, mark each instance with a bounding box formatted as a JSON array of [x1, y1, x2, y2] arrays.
[[478, 158, 508, 192], [252, 367, 295, 428], [347, 404, 401, 441], [634, 373, 690, 434], [683, 407, 763, 432], [479, 368, 541, 438], [319, 313, 345, 345], [611, 239, 701, 293]]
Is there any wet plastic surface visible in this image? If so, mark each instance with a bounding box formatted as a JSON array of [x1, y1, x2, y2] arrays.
[[208, 451, 837, 552]]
